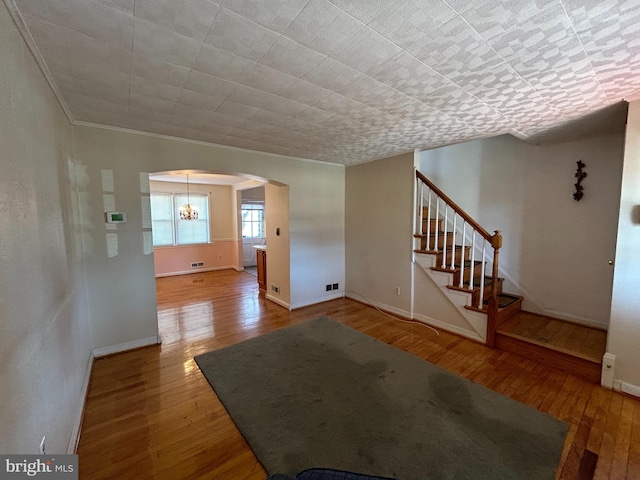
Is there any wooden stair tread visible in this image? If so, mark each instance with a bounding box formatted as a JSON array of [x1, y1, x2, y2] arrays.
[[431, 260, 483, 272], [497, 311, 606, 364], [464, 293, 522, 312]]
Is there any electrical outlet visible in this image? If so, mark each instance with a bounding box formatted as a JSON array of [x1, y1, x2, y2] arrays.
[[40, 436, 46, 455], [271, 285, 280, 294], [326, 284, 332, 292], [332, 283, 339, 290], [394, 286, 401, 296]]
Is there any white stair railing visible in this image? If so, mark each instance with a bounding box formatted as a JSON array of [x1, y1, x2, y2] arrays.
[[415, 171, 502, 316]]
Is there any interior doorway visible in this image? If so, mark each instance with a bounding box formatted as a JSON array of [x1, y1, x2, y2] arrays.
[[241, 186, 266, 269]]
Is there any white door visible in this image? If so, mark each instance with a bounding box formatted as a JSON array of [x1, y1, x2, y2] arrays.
[[241, 204, 264, 267]]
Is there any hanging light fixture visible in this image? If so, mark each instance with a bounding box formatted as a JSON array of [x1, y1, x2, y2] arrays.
[[179, 173, 199, 221]]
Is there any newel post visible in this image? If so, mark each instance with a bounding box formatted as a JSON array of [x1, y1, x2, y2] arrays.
[[486, 230, 502, 348]]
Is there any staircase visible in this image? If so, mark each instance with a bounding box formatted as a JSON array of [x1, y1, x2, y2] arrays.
[[413, 171, 605, 383]]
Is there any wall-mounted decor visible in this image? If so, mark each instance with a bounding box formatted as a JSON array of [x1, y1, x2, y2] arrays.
[[573, 160, 587, 201]]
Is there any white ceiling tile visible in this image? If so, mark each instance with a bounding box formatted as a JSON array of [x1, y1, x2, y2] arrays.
[[133, 18, 203, 68], [18, 0, 134, 50], [227, 86, 308, 116], [223, 0, 310, 34], [563, 0, 640, 34], [278, 79, 332, 105], [183, 71, 237, 98], [283, 0, 368, 56], [243, 65, 301, 96], [328, 0, 402, 25], [368, 0, 457, 48], [406, 16, 487, 68], [434, 42, 505, 83], [249, 109, 292, 126], [96, 0, 134, 14], [131, 54, 192, 86], [216, 99, 262, 119], [204, 8, 280, 61], [130, 75, 183, 102], [302, 57, 362, 92], [175, 88, 228, 111], [260, 36, 326, 77], [14, 0, 640, 165], [129, 93, 176, 115], [367, 51, 450, 98], [134, 0, 219, 42], [56, 73, 131, 105], [237, 118, 277, 135], [171, 103, 218, 123], [192, 43, 259, 84], [329, 29, 402, 73], [205, 111, 248, 128], [24, 15, 132, 75], [163, 111, 209, 130], [460, 0, 563, 43]]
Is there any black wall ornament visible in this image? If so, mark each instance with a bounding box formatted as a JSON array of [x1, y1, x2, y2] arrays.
[[573, 160, 587, 201]]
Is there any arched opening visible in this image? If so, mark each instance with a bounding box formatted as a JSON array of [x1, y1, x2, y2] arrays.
[[146, 169, 290, 342]]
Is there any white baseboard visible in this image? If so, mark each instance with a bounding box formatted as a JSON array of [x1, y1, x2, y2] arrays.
[[92, 335, 161, 358], [412, 312, 484, 343], [345, 292, 412, 319], [613, 380, 640, 398], [155, 266, 235, 278], [67, 351, 94, 454], [266, 294, 291, 310], [290, 292, 345, 310]]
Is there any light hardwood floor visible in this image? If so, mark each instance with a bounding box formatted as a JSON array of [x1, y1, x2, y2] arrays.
[[77, 270, 640, 479]]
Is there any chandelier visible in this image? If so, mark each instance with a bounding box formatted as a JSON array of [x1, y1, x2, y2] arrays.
[[179, 174, 199, 221]]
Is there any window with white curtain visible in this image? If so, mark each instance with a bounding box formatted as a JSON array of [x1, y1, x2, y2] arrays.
[[150, 193, 210, 246]]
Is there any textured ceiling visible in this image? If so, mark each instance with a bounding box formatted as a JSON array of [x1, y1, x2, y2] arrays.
[[6, 0, 640, 165]]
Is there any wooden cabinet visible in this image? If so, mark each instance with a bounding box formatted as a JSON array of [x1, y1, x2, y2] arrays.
[[256, 248, 267, 292]]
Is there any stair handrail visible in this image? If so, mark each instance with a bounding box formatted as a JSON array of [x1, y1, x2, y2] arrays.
[[416, 171, 500, 248], [416, 170, 502, 347]]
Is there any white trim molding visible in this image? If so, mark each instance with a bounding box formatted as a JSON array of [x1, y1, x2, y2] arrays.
[[67, 351, 94, 454], [92, 335, 161, 358]]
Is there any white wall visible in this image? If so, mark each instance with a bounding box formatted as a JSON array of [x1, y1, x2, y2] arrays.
[[73, 124, 345, 339], [0, 3, 93, 453], [345, 153, 414, 316], [420, 133, 624, 328], [265, 184, 291, 306], [608, 100, 640, 389]]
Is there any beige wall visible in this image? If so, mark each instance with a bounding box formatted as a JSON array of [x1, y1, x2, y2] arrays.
[[608, 100, 640, 389], [420, 133, 624, 329], [73, 124, 345, 346], [0, 3, 93, 453], [345, 153, 415, 315]]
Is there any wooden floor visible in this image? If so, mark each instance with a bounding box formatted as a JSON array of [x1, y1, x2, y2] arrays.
[[76, 270, 640, 479], [498, 312, 607, 363]]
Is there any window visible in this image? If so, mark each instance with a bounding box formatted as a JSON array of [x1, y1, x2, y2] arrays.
[[242, 204, 264, 238], [150, 193, 210, 246]]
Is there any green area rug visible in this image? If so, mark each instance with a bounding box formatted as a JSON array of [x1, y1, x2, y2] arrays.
[[195, 317, 568, 479]]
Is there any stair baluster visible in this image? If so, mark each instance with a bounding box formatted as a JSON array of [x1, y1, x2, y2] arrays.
[[459, 221, 466, 288], [426, 191, 432, 250], [479, 240, 487, 309], [415, 171, 513, 347], [450, 213, 457, 270], [442, 204, 448, 267]]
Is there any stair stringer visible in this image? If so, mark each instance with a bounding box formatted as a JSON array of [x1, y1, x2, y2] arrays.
[[414, 253, 487, 343]]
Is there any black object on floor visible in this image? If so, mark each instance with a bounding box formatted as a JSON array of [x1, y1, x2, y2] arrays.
[[267, 468, 396, 480]]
